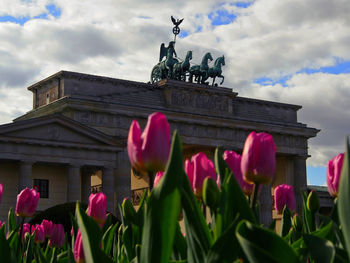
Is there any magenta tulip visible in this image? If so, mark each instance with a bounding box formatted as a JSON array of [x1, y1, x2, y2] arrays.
[[88, 192, 107, 225], [127, 112, 171, 174], [41, 219, 53, 238], [74, 230, 85, 263], [327, 153, 345, 197], [19, 223, 30, 239], [15, 188, 40, 217], [31, 224, 45, 243], [223, 150, 254, 196], [274, 184, 296, 214], [185, 153, 217, 198], [0, 183, 3, 204], [49, 224, 65, 247], [241, 132, 277, 185], [154, 171, 164, 188]]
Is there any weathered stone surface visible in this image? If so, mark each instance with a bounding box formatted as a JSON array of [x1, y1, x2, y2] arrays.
[[0, 71, 319, 221]]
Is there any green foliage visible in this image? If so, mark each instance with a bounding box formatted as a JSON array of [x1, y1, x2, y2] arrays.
[[1, 132, 349, 263]]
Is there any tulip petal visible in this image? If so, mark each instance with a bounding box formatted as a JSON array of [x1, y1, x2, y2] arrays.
[[127, 120, 143, 172]]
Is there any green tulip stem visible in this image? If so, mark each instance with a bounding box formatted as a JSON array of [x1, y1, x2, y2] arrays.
[[251, 183, 260, 216], [19, 216, 25, 254], [148, 172, 155, 190]]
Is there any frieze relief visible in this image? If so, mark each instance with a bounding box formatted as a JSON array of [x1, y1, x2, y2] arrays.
[[168, 89, 230, 113]]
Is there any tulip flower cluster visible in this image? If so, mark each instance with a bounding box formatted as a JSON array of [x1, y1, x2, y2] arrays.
[[0, 111, 348, 263]]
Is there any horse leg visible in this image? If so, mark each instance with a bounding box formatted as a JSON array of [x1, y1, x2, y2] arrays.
[[220, 75, 224, 85], [212, 76, 216, 86]]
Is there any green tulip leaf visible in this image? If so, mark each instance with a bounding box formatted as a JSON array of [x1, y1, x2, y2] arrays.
[[303, 234, 335, 263], [206, 216, 241, 263], [338, 137, 350, 258], [181, 172, 213, 263], [7, 207, 17, 234], [172, 222, 187, 261], [281, 206, 292, 237], [102, 223, 119, 256], [0, 225, 11, 262], [140, 131, 183, 263], [236, 220, 299, 263], [301, 191, 312, 233], [214, 147, 228, 185], [122, 225, 135, 261]]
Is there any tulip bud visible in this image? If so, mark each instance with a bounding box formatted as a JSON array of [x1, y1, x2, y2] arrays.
[[241, 132, 276, 184], [31, 224, 45, 243], [292, 214, 303, 232], [127, 112, 171, 175], [185, 153, 217, 198], [153, 171, 164, 188], [15, 188, 40, 217], [19, 223, 30, 240], [88, 192, 107, 225], [307, 190, 320, 213], [74, 230, 85, 263], [203, 177, 221, 210], [327, 153, 344, 197], [223, 150, 253, 196], [274, 184, 296, 214], [122, 198, 137, 223], [41, 219, 53, 238], [48, 224, 65, 247]]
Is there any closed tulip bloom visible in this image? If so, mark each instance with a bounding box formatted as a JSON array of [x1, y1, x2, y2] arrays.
[[241, 132, 277, 185], [41, 219, 53, 238], [31, 224, 45, 243], [88, 192, 107, 225], [127, 112, 170, 174], [49, 224, 65, 247], [185, 153, 217, 198], [0, 183, 3, 204], [19, 223, 30, 239], [274, 184, 296, 214], [185, 159, 194, 186], [327, 153, 345, 197], [223, 150, 253, 196], [74, 230, 85, 263], [153, 171, 164, 188], [15, 188, 40, 217]]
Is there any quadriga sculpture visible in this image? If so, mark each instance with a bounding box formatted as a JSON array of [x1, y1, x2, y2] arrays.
[[188, 52, 213, 84], [173, 50, 192, 81]]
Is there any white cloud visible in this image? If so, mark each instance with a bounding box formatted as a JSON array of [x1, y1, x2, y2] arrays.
[[0, 0, 349, 167]]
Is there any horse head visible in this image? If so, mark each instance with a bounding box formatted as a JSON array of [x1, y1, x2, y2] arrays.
[[187, 50, 193, 60], [204, 52, 213, 62], [214, 55, 225, 67]]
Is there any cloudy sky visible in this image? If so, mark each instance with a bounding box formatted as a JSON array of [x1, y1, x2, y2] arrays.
[[1, 0, 349, 185]]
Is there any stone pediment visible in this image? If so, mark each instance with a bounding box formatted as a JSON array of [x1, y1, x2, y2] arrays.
[[0, 114, 121, 148]]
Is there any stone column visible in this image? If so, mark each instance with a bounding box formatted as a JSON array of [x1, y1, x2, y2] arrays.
[[259, 184, 273, 227], [115, 150, 131, 218], [67, 165, 81, 203], [293, 156, 308, 214], [102, 167, 115, 214], [81, 170, 91, 205], [18, 161, 33, 193]]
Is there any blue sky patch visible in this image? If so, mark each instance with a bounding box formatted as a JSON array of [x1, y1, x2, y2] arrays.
[[231, 2, 253, 8], [179, 30, 189, 38], [0, 4, 61, 25], [254, 75, 291, 87], [307, 166, 327, 186], [299, 59, 350, 75], [208, 9, 237, 26]]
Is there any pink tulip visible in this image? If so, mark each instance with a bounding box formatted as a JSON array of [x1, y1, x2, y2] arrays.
[[88, 192, 107, 225], [223, 150, 254, 196], [241, 132, 277, 185], [41, 219, 53, 238], [74, 230, 85, 263], [15, 188, 40, 217], [127, 112, 171, 174], [185, 153, 217, 198], [31, 224, 45, 243], [49, 224, 65, 247], [274, 184, 296, 214], [154, 171, 164, 188], [327, 153, 345, 197], [19, 223, 30, 239], [0, 183, 3, 204]]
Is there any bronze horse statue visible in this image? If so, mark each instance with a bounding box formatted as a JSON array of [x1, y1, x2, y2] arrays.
[[188, 52, 213, 84], [205, 55, 225, 86], [173, 50, 192, 81]]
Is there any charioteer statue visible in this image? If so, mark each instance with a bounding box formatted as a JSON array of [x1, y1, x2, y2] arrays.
[[150, 16, 225, 86]]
